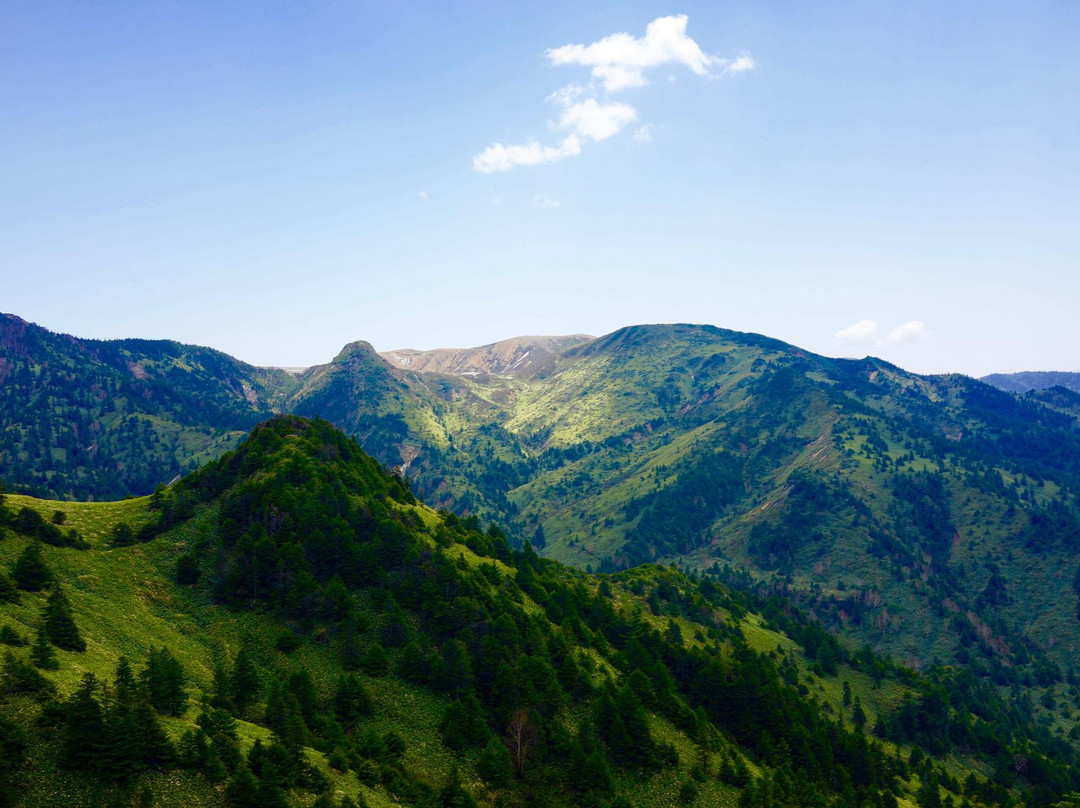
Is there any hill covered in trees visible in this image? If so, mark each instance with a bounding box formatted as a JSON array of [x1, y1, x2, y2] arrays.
[[0, 313, 300, 500], [4, 416, 1080, 807], [8, 316, 1080, 692]]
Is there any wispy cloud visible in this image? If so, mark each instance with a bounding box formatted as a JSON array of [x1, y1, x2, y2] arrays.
[[473, 136, 582, 174], [836, 319, 930, 348], [724, 53, 757, 76], [557, 98, 636, 140], [417, 190, 429, 200], [534, 194, 560, 208], [472, 15, 752, 172]]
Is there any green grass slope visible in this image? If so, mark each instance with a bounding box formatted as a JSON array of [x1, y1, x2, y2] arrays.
[[4, 417, 1074, 807], [388, 325, 1080, 682], [10, 315, 1080, 730]]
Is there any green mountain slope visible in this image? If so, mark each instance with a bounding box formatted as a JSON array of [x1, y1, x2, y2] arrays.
[[8, 316, 1080, 696], [0, 313, 299, 500], [382, 324, 1080, 680], [4, 416, 1077, 807]]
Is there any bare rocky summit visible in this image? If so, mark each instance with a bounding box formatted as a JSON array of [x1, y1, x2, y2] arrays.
[[380, 334, 594, 377]]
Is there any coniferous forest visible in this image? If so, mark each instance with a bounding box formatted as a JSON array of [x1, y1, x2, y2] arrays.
[[3, 415, 1080, 807]]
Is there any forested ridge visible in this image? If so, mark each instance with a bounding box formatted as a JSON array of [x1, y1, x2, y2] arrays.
[[10, 316, 1080, 803], [3, 416, 1080, 807]]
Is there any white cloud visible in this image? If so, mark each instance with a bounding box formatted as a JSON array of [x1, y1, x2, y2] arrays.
[[836, 319, 930, 348], [534, 194, 560, 208], [546, 15, 732, 91], [418, 190, 428, 200], [472, 135, 582, 174], [724, 53, 756, 75], [557, 99, 636, 140], [545, 83, 589, 108], [884, 320, 928, 344], [472, 15, 752, 172], [836, 320, 879, 343]]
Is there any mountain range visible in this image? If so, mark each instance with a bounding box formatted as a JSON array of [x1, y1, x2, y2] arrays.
[[981, 372, 1080, 395], [5, 312, 1080, 681]]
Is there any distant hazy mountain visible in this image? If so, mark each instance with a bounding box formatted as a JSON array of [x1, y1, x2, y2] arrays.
[[982, 370, 1080, 394]]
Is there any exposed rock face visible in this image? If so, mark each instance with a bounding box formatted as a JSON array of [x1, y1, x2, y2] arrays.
[[380, 334, 594, 378]]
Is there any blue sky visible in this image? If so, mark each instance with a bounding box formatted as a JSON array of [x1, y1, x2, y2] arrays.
[[2, 1, 1078, 375]]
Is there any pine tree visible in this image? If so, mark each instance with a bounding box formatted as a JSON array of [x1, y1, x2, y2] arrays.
[[114, 656, 138, 706], [197, 709, 241, 770], [110, 522, 135, 547], [2, 650, 55, 698], [440, 692, 489, 750], [397, 640, 432, 683], [43, 587, 85, 652], [224, 763, 260, 808], [333, 673, 372, 726], [12, 541, 52, 591], [62, 672, 105, 769], [0, 571, 19, 604], [211, 659, 234, 711], [615, 683, 658, 770], [254, 760, 290, 808], [30, 625, 58, 670], [133, 697, 175, 766], [918, 772, 943, 808], [852, 696, 867, 731], [439, 765, 478, 808], [0, 625, 24, 646], [286, 669, 320, 724], [176, 553, 201, 586], [141, 647, 187, 715], [230, 646, 261, 713], [438, 639, 470, 692], [361, 642, 389, 676], [101, 697, 144, 781], [477, 736, 513, 788], [279, 693, 309, 754], [0, 715, 28, 808]]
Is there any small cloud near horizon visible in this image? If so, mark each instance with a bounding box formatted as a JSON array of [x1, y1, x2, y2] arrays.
[[836, 319, 929, 348], [884, 320, 928, 344], [836, 319, 879, 344]]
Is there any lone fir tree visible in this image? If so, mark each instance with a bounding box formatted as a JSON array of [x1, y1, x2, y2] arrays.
[[44, 586, 85, 652]]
